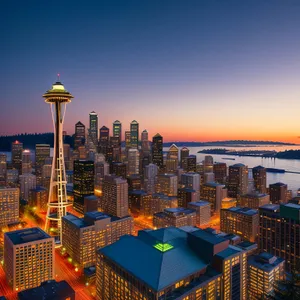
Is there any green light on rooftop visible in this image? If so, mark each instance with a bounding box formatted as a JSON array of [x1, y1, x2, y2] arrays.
[[154, 243, 173, 252]]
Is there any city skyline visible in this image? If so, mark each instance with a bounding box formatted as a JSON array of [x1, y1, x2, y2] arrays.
[[2, 1, 300, 142]]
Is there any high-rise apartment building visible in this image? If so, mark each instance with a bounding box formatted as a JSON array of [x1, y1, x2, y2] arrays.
[[0, 153, 7, 185], [94, 161, 109, 188], [19, 174, 36, 201], [0, 187, 19, 227], [74, 121, 85, 151], [113, 120, 122, 143], [89, 111, 98, 147], [12, 141, 23, 173], [213, 162, 227, 184], [201, 182, 227, 214], [73, 160, 94, 213], [62, 211, 133, 268], [188, 200, 211, 226], [96, 227, 247, 300], [102, 175, 129, 218], [252, 166, 267, 194], [130, 120, 139, 149], [4, 227, 54, 292], [152, 133, 163, 168], [240, 193, 270, 209], [227, 164, 249, 198], [220, 207, 259, 242], [153, 207, 196, 228], [125, 130, 131, 151], [269, 182, 288, 204], [259, 203, 300, 272], [128, 190, 151, 216], [151, 193, 178, 215], [248, 252, 285, 299], [35, 144, 50, 185], [155, 174, 178, 196], [127, 148, 139, 175], [21, 150, 31, 174], [144, 163, 158, 194]]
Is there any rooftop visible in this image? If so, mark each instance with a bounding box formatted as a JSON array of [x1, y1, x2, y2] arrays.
[[5, 227, 51, 245], [225, 206, 258, 216], [259, 204, 280, 212], [188, 201, 210, 207], [231, 163, 246, 167], [203, 182, 225, 188], [99, 227, 207, 291], [248, 252, 284, 272], [270, 182, 287, 187]]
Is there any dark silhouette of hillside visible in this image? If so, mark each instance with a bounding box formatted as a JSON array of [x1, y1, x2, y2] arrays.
[[0, 133, 73, 151]]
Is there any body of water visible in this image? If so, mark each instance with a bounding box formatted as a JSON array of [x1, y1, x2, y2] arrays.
[[164, 145, 300, 193]]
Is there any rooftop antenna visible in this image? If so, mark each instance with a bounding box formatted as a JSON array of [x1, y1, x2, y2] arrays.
[[57, 73, 60, 82]]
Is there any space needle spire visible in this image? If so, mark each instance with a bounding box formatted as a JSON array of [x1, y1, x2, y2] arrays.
[[43, 77, 73, 245]]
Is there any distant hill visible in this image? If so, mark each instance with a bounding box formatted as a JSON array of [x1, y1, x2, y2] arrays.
[[0, 134, 296, 152], [0, 133, 73, 151]]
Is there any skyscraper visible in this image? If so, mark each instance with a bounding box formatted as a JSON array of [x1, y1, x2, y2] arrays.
[[11, 141, 23, 173], [227, 164, 249, 198], [35, 144, 50, 185], [74, 121, 85, 151], [213, 162, 227, 184], [125, 130, 131, 151], [43, 78, 73, 244], [259, 203, 300, 272], [19, 174, 36, 201], [127, 148, 139, 175], [181, 172, 200, 199], [102, 175, 129, 218], [180, 147, 190, 169], [21, 150, 31, 174], [130, 120, 139, 149], [152, 133, 163, 168], [99, 126, 110, 156], [113, 120, 122, 143], [144, 163, 158, 194], [89, 111, 98, 147], [73, 160, 94, 214], [0, 153, 7, 186], [186, 155, 197, 172], [155, 174, 178, 196], [252, 165, 267, 194]]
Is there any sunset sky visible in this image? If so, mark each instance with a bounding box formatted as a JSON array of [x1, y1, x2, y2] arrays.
[[1, 1, 300, 142]]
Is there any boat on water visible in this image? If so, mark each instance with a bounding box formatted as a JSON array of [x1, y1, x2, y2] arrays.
[[222, 157, 236, 160]]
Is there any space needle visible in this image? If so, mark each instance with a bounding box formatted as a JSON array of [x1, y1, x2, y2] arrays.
[[43, 75, 73, 245]]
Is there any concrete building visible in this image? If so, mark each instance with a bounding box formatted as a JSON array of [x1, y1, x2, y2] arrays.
[[181, 172, 200, 199], [35, 144, 50, 185], [0, 187, 19, 227], [152, 133, 163, 169], [220, 207, 259, 242], [252, 166, 267, 194], [18, 280, 75, 300], [151, 193, 178, 215], [177, 188, 198, 207], [127, 174, 142, 191], [29, 187, 48, 212], [4, 227, 54, 292], [201, 182, 227, 214], [11, 140, 23, 173], [19, 174, 36, 201], [180, 147, 190, 169], [127, 148, 139, 175], [21, 150, 32, 175], [188, 200, 211, 226], [240, 193, 270, 209], [96, 227, 247, 300], [155, 173, 178, 196], [62, 211, 133, 268], [221, 197, 237, 209], [94, 160, 109, 189], [269, 182, 288, 204], [153, 208, 196, 228], [110, 162, 127, 179], [128, 190, 152, 217], [227, 164, 248, 198], [144, 163, 158, 194], [102, 175, 129, 218], [259, 203, 300, 272], [247, 252, 284, 299], [213, 162, 227, 184], [186, 155, 197, 172]]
